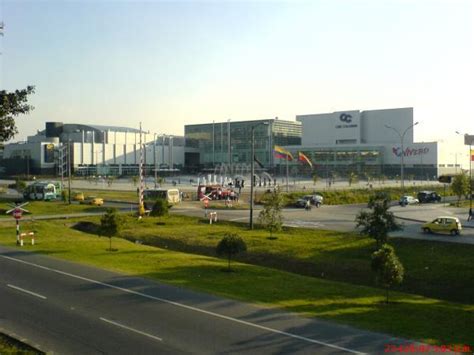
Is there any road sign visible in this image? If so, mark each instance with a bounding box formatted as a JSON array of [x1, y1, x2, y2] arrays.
[[13, 209, 22, 220]]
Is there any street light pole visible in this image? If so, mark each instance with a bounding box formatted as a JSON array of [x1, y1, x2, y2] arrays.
[[250, 126, 255, 230], [154, 133, 157, 188], [249, 121, 269, 230], [385, 122, 419, 193], [68, 139, 72, 204], [456, 131, 473, 210]]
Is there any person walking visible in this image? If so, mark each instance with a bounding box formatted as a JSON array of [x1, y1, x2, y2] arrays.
[[468, 208, 473, 222]]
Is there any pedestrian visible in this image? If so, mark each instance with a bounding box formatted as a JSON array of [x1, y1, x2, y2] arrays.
[[468, 208, 473, 222], [305, 199, 311, 211]]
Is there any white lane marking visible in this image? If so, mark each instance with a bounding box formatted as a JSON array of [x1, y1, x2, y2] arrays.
[[100, 317, 162, 342], [229, 217, 248, 222], [0, 254, 364, 354], [7, 284, 47, 300]]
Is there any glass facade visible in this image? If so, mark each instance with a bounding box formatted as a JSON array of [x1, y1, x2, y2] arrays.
[[185, 119, 302, 168], [283, 146, 384, 177]]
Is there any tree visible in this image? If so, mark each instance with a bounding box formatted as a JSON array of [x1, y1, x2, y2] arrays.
[[131, 176, 139, 187], [312, 174, 319, 186], [0, 86, 35, 141], [150, 198, 169, 217], [216, 233, 247, 271], [371, 244, 404, 303], [258, 188, 283, 238], [348, 172, 358, 186], [356, 192, 401, 248], [451, 172, 469, 206], [99, 208, 122, 251]]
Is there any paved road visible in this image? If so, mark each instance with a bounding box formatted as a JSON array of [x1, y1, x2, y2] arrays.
[[0, 246, 419, 354], [171, 202, 474, 244]]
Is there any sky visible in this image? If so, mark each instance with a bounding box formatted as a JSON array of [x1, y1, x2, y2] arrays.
[[1, 0, 473, 143]]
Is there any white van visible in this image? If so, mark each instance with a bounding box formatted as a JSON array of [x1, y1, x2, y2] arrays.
[[144, 188, 181, 205]]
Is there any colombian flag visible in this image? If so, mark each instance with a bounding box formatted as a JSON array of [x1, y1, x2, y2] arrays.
[[298, 152, 313, 168], [274, 145, 293, 161], [471, 149, 474, 162]]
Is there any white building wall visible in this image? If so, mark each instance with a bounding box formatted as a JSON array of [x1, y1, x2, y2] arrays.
[[297, 113, 336, 146], [361, 108, 414, 145], [383, 142, 437, 166]]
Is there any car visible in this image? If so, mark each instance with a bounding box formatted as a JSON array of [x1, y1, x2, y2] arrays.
[[399, 196, 419, 206], [295, 194, 323, 208], [422, 216, 462, 236], [417, 191, 441, 203], [73, 192, 85, 201], [80, 197, 104, 206]]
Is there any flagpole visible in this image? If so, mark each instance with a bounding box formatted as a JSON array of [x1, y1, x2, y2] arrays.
[[286, 155, 289, 192]]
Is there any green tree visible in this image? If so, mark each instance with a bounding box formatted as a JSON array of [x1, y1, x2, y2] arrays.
[[356, 192, 401, 248], [371, 244, 404, 303], [312, 174, 319, 186], [258, 188, 283, 238], [216, 233, 247, 271], [348, 172, 358, 186], [14, 178, 26, 192], [150, 198, 169, 217], [451, 172, 469, 206], [0, 86, 35, 142], [155, 176, 164, 187], [131, 176, 139, 187], [99, 208, 122, 251]]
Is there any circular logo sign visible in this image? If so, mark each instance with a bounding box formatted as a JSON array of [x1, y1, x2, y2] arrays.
[[339, 113, 352, 123]]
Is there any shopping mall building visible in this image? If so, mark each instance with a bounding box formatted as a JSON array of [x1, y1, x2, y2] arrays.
[[184, 108, 469, 179]]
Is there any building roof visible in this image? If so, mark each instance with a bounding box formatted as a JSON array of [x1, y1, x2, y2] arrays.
[[65, 124, 141, 133]]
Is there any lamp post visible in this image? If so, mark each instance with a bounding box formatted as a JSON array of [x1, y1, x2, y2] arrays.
[[153, 133, 157, 188], [456, 131, 473, 210], [250, 121, 269, 230], [385, 122, 419, 192]]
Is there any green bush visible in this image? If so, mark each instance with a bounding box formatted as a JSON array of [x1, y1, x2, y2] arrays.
[[150, 198, 169, 217]]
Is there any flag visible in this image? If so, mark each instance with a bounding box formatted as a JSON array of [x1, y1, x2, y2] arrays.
[[298, 152, 313, 168], [471, 149, 474, 162], [273, 145, 293, 161], [254, 155, 264, 168]]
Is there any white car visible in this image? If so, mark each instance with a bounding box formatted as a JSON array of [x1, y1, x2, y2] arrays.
[[399, 196, 419, 206]]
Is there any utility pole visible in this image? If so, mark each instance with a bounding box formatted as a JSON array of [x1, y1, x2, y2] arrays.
[[249, 122, 268, 229], [385, 122, 419, 193], [138, 122, 144, 216], [68, 139, 72, 204], [153, 133, 157, 188]]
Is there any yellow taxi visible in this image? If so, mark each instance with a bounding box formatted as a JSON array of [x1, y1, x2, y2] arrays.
[[80, 197, 104, 206], [422, 216, 462, 236], [73, 192, 85, 201]]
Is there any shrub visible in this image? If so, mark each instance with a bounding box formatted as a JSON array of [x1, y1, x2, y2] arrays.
[[99, 208, 122, 251], [150, 198, 169, 217], [216, 234, 247, 271], [371, 244, 404, 303]]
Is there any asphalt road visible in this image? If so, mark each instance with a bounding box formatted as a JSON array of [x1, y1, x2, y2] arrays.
[[0, 246, 419, 354], [170, 202, 474, 244]]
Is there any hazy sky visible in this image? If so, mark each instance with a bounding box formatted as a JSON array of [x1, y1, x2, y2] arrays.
[[1, 0, 473, 143]]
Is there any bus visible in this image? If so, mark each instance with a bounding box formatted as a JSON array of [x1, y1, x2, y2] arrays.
[[23, 181, 62, 201], [143, 188, 181, 208]]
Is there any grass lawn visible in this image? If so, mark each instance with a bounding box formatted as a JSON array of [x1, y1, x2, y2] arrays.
[[0, 217, 472, 346], [116, 215, 474, 304], [0, 200, 107, 218], [0, 332, 43, 354], [78, 188, 138, 202]]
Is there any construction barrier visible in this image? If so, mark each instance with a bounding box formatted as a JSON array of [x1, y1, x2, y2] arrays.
[[20, 232, 35, 246], [209, 212, 217, 224]]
